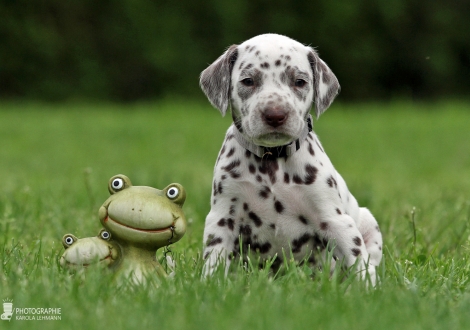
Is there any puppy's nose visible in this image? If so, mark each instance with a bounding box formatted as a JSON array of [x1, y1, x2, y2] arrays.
[[263, 107, 288, 128]]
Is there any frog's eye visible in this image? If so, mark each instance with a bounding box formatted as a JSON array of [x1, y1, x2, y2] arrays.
[[108, 175, 132, 194], [64, 235, 75, 246], [111, 178, 124, 191], [167, 186, 179, 199], [100, 230, 111, 241]]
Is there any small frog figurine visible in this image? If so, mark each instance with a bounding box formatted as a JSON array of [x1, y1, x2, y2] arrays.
[[60, 229, 120, 269], [60, 174, 187, 284]]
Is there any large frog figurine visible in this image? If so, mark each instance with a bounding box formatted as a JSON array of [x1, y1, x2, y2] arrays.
[[60, 229, 121, 269], [98, 174, 187, 283]]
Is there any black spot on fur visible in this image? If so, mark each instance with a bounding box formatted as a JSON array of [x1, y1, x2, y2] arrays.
[[252, 241, 271, 254], [293, 174, 303, 184], [207, 236, 223, 247], [351, 248, 361, 256], [284, 172, 290, 184], [259, 186, 271, 199], [227, 218, 235, 230], [261, 62, 270, 69], [280, 72, 287, 85], [274, 200, 284, 213], [336, 208, 342, 215], [220, 145, 226, 156], [353, 237, 362, 246], [218, 181, 223, 194], [213, 180, 217, 196], [229, 205, 236, 216], [243, 203, 249, 211], [226, 148, 235, 158], [304, 165, 318, 185], [292, 233, 311, 253], [231, 197, 238, 202], [256, 175, 262, 182], [269, 223, 276, 229], [320, 222, 328, 230], [258, 159, 279, 184], [315, 139, 325, 153], [307, 142, 315, 156], [240, 224, 252, 236], [222, 160, 241, 179], [233, 114, 244, 133], [298, 215, 308, 225], [327, 176, 338, 188], [249, 164, 256, 174], [312, 234, 328, 250], [217, 218, 226, 227], [245, 150, 252, 158], [275, 59, 281, 66], [248, 211, 263, 227], [222, 159, 241, 172]]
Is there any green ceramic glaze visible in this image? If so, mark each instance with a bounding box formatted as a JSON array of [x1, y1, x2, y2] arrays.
[[60, 229, 120, 269], [98, 174, 187, 282]]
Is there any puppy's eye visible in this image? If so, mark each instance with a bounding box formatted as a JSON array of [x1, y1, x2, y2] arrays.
[[295, 79, 307, 87], [241, 78, 254, 86]]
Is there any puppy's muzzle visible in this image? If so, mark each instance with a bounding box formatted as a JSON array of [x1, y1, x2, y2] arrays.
[[263, 107, 288, 128]]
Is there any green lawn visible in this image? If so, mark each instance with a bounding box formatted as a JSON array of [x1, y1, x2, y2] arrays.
[[1, 100, 470, 330]]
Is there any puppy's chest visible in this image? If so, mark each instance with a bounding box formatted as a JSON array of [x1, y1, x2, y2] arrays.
[[213, 135, 331, 248], [214, 131, 330, 202]]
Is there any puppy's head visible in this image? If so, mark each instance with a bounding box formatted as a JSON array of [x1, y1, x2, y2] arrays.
[[200, 34, 340, 147]]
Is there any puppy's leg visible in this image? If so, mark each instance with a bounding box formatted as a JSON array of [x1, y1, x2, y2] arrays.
[[330, 216, 376, 283], [202, 208, 237, 277], [357, 207, 383, 267]]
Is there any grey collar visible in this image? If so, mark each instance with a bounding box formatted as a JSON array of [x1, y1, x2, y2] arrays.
[[233, 115, 313, 159]]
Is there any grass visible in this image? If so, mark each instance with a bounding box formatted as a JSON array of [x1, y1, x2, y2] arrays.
[[1, 100, 470, 329]]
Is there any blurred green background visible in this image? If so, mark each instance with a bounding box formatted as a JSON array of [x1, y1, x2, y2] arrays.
[[1, 0, 469, 102]]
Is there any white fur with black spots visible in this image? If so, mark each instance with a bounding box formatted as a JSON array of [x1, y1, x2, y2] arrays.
[[200, 34, 382, 285]]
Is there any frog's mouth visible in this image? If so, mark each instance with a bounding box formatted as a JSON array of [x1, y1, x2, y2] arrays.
[[61, 246, 116, 267], [104, 216, 176, 234]]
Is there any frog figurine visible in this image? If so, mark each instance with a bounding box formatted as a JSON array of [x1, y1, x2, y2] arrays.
[[60, 229, 121, 269], [98, 174, 187, 283]]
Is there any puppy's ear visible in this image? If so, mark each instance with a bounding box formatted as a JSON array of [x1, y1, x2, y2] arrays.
[[200, 45, 238, 116], [308, 49, 340, 118]]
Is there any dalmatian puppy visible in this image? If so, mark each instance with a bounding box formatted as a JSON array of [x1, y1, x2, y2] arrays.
[[200, 34, 382, 284]]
